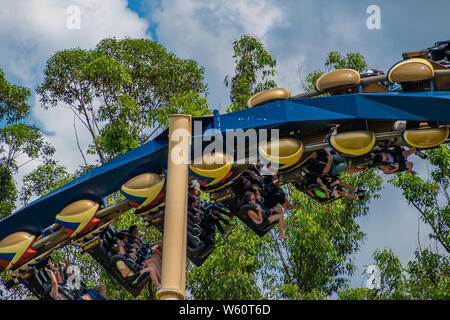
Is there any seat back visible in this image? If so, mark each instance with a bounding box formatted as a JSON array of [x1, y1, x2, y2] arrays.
[[236, 203, 275, 237]]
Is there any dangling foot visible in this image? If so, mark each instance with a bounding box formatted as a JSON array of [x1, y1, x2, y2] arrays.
[[280, 234, 289, 241], [284, 203, 299, 211]]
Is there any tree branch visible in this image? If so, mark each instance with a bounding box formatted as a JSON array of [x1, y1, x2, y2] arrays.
[[410, 201, 450, 253], [73, 113, 88, 167], [270, 230, 292, 284]]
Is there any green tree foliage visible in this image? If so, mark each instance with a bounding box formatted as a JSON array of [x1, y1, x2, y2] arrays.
[[225, 35, 277, 112], [37, 38, 209, 163], [0, 67, 30, 124], [303, 51, 368, 92], [0, 123, 54, 218], [187, 35, 277, 299], [339, 144, 449, 300], [338, 248, 407, 300], [248, 51, 376, 299], [371, 248, 408, 299], [155, 91, 212, 128], [186, 170, 383, 300], [406, 249, 449, 299], [260, 171, 383, 299], [37, 48, 105, 162], [338, 248, 449, 300], [33, 38, 212, 300], [389, 145, 449, 253], [187, 45, 384, 300], [0, 164, 17, 219], [0, 123, 55, 173], [0, 66, 62, 297], [20, 160, 73, 206], [3, 34, 447, 302], [0, 67, 32, 218], [187, 224, 265, 300]]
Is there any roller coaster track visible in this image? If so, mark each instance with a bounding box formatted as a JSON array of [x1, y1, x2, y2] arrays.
[[1, 52, 450, 299]]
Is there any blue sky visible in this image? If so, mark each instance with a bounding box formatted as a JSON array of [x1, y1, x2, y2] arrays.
[[127, 0, 159, 40], [0, 0, 448, 296]]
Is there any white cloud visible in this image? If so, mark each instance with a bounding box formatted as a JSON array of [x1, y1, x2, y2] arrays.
[[150, 1, 449, 294], [150, 0, 284, 110], [0, 0, 150, 202], [0, 0, 149, 86], [2, 0, 448, 293], [32, 96, 97, 171]]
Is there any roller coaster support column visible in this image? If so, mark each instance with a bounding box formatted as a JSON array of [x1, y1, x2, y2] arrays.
[[156, 114, 191, 300]]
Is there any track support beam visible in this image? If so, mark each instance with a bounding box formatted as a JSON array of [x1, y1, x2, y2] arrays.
[[156, 114, 191, 300]]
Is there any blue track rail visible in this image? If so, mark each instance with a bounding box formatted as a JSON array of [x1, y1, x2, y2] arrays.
[[1, 91, 449, 240]]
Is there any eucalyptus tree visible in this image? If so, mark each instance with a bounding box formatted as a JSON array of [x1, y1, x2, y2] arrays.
[[303, 51, 368, 92], [37, 38, 209, 163], [225, 34, 277, 112]]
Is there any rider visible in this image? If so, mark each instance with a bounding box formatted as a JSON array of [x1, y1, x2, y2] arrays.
[[111, 242, 161, 289], [44, 266, 69, 300], [239, 165, 297, 211], [373, 147, 417, 175], [302, 149, 365, 201], [239, 190, 290, 240], [76, 284, 107, 300]]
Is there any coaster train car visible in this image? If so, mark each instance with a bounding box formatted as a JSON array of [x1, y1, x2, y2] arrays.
[[1, 42, 449, 298]]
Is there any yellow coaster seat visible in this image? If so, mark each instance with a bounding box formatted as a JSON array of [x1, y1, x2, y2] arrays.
[[247, 88, 291, 108], [120, 173, 166, 210], [199, 163, 249, 193], [387, 58, 435, 83], [402, 127, 449, 149], [258, 138, 304, 172], [314, 69, 361, 92], [0, 232, 36, 271], [189, 152, 234, 187], [329, 131, 376, 157], [55, 200, 100, 238]]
